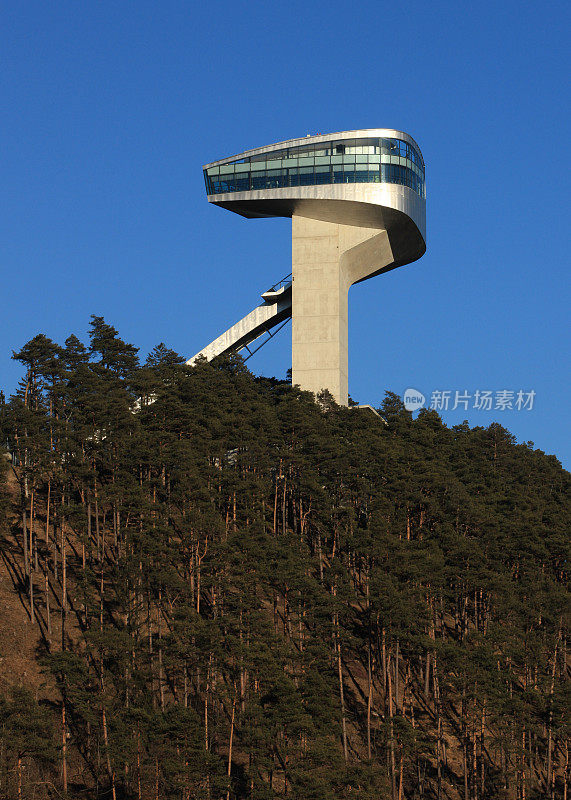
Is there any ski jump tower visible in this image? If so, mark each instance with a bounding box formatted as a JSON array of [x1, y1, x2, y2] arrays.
[[189, 129, 426, 406]]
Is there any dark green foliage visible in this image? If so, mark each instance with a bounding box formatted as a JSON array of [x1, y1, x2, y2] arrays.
[[0, 319, 569, 799], [0, 687, 56, 799]]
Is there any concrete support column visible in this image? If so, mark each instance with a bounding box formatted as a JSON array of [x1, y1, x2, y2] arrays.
[[291, 214, 394, 406]]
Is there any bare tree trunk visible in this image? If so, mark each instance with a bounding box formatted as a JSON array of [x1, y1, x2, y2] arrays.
[[102, 705, 116, 800], [546, 629, 560, 798], [205, 655, 211, 753], [29, 493, 35, 622], [335, 607, 348, 763], [395, 638, 400, 710], [62, 701, 68, 794], [22, 505, 29, 578], [338, 639, 348, 761], [45, 480, 51, 545], [471, 704, 477, 800], [381, 626, 387, 692], [388, 654, 396, 800], [463, 729, 469, 800], [61, 524, 67, 650], [45, 567, 51, 642], [563, 738, 568, 800], [137, 729, 142, 800], [158, 589, 165, 710], [273, 473, 279, 535], [317, 531, 324, 583], [480, 701, 486, 798], [226, 690, 236, 800], [367, 635, 372, 760]]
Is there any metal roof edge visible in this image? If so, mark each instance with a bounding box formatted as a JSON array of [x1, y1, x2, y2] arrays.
[[203, 129, 424, 170]]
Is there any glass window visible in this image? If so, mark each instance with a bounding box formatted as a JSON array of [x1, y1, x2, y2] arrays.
[[204, 136, 425, 197], [251, 171, 267, 190], [288, 169, 300, 186], [314, 165, 331, 184], [295, 145, 316, 158]]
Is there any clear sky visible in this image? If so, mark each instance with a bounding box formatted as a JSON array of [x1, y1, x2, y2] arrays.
[[2, 0, 569, 467]]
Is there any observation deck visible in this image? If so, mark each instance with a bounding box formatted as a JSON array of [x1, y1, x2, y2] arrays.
[[192, 129, 426, 404]]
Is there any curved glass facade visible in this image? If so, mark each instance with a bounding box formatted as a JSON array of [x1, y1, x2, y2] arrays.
[[204, 136, 425, 199]]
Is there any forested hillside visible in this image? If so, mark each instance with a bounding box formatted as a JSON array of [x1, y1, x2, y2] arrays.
[[0, 317, 568, 800]]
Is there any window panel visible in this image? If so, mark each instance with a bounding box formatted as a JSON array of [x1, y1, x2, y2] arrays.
[[288, 169, 300, 186], [204, 136, 424, 198], [314, 167, 331, 184]]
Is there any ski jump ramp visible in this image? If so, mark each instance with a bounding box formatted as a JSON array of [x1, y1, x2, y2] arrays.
[[187, 276, 292, 365]]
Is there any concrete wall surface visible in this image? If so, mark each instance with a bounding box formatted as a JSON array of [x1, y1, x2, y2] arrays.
[[291, 215, 393, 405]]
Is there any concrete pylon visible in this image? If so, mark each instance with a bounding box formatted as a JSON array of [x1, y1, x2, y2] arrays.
[[291, 215, 393, 405]]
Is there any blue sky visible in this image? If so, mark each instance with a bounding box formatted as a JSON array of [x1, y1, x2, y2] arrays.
[[1, 0, 569, 467]]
